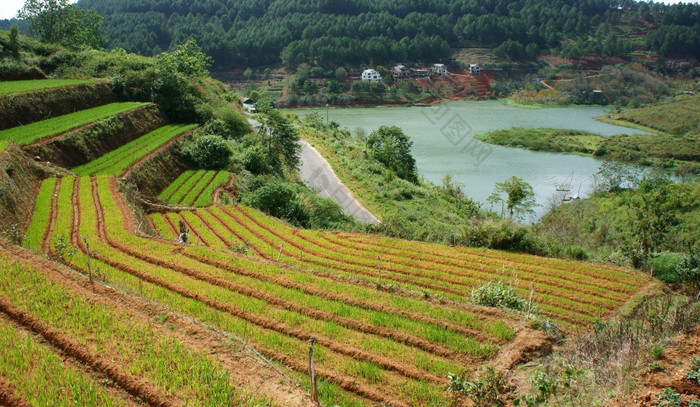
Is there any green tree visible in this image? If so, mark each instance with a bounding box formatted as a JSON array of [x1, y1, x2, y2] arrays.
[[366, 126, 418, 183], [18, 0, 105, 49], [242, 179, 309, 226], [488, 176, 538, 220], [183, 134, 232, 170], [261, 109, 301, 171], [626, 178, 677, 268], [335, 67, 348, 81]]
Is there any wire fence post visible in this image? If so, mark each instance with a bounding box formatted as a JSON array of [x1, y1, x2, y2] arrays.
[[377, 256, 381, 286]]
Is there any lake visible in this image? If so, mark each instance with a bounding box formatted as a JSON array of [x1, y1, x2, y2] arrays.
[[288, 100, 648, 220]]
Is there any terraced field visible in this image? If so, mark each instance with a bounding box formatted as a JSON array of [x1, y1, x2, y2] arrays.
[[157, 170, 231, 207], [0, 102, 148, 149], [72, 124, 197, 176], [0, 79, 99, 95], [2, 78, 650, 406], [17, 172, 648, 406]]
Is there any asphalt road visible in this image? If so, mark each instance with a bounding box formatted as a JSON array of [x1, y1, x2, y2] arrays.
[[298, 140, 380, 225], [247, 116, 379, 224]]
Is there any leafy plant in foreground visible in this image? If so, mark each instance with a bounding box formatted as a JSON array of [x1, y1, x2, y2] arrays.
[[471, 280, 533, 312]]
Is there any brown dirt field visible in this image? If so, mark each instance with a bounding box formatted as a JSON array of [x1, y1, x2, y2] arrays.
[[0, 377, 31, 407], [492, 328, 552, 371], [612, 324, 700, 406], [1, 244, 315, 407]]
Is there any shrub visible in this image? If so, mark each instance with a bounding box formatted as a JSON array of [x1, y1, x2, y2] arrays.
[[242, 179, 309, 227], [183, 135, 232, 170], [471, 280, 532, 312]]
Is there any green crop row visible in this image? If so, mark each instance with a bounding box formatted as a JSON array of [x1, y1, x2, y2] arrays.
[[181, 170, 217, 206], [0, 252, 246, 405], [0, 313, 123, 406], [158, 170, 195, 201], [89, 184, 428, 405], [24, 177, 57, 252], [235, 206, 639, 323], [0, 102, 147, 146], [73, 123, 196, 176], [0, 79, 99, 95], [87, 178, 464, 405], [166, 170, 207, 205], [223, 208, 582, 329], [193, 171, 230, 207]]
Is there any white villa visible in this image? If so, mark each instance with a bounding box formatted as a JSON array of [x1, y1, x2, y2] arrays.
[[361, 69, 382, 83], [431, 63, 448, 76], [469, 64, 481, 75]]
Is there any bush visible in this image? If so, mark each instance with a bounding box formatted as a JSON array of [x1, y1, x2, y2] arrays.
[[653, 252, 686, 283], [203, 106, 252, 140], [471, 280, 532, 312], [242, 179, 309, 227], [183, 135, 232, 170]]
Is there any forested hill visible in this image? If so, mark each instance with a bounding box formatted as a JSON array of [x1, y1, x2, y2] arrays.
[[74, 0, 700, 69]]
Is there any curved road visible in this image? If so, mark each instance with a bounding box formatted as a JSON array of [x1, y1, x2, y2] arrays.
[[246, 116, 379, 224], [298, 140, 380, 225]]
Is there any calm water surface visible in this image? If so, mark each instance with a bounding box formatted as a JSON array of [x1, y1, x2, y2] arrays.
[[289, 100, 648, 219]]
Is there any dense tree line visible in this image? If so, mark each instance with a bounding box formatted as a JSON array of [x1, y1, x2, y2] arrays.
[[31, 0, 700, 67]]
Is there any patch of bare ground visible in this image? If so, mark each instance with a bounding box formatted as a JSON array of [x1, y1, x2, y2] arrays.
[[493, 328, 553, 372], [612, 324, 700, 406]]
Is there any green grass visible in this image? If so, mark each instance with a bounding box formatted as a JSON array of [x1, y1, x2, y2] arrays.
[[24, 177, 57, 252], [72, 123, 197, 176], [474, 127, 604, 155], [475, 127, 700, 167], [0, 102, 148, 146], [607, 95, 700, 136], [0, 79, 99, 95]]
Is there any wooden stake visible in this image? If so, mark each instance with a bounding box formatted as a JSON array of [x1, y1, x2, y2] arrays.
[[83, 236, 93, 283], [277, 243, 284, 262], [377, 256, 382, 286], [309, 337, 318, 403]]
